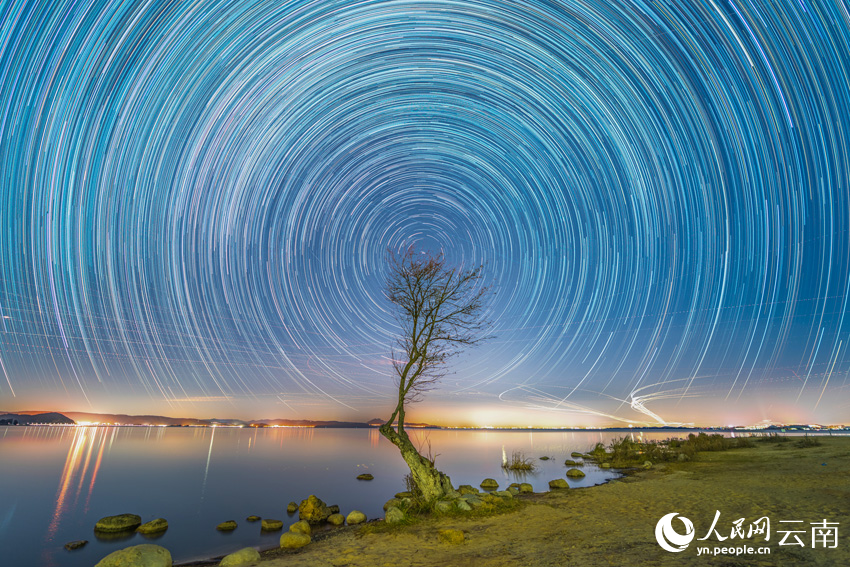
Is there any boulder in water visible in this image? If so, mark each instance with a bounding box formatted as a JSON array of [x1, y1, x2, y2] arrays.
[[216, 520, 237, 531], [346, 510, 366, 525], [95, 514, 142, 533], [298, 495, 331, 524], [136, 519, 168, 534]]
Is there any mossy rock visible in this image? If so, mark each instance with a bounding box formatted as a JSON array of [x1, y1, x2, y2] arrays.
[[327, 513, 345, 526], [493, 490, 513, 498], [506, 486, 519, 495], [289, 520, 311, 535], [245, 515, 261, 522], [564, 459, 578, 466], [383, 498, 401, 511], [286, 502, 298, 514], [94, 544, 171, 567], [220, 547, 260, 567], [329, 504, 340, 514], [566, 468, 586, 478], [548, 479, 569, 489], [298, 495, 331, 524], [356, 473, 374, 480], [64, 540, 87, 551], [539, 456, 550, 460], [394, 491, 414, 499], [601, 463, 612, 469], [216, 520, 237, 531], [456, 499, 472, 512], [570, 451, 583, 458], [346, 510, 366, 525], [94, 514, 142, 533], [434, 500, 454, 513], [518, 483, 534, 494], [136, 519, 168, 534], [261, 519, 283, 531], [479, 478, 499, 490], [385, 506, 405, 524], [457, 485, 479, 495], [438, 528, 465, 544], [279, 532, 311, 549]]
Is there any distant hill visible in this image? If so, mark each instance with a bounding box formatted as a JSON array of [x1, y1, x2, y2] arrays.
[[1, 410, 440, 428], [0, 412, 75, 425]]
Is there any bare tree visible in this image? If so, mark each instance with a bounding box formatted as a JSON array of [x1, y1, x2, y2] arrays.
[[379, 247, 492, 501]]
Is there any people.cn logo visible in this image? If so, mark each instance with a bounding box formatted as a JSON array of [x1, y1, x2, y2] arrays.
[[655, 512, 696, 553]]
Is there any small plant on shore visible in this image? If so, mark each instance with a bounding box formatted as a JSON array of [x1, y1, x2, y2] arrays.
[[502, 451, 536, 472], [757, 433, 791, 443], [795, 435, 822, 448]]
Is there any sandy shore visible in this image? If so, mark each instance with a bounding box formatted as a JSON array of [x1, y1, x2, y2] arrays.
[[197, 436, 850, 566]]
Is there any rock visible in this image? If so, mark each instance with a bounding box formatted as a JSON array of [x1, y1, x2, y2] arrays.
[[582, 453, 595, 460], [287, 502, 298, 514], [464, 496, 485, 508], [438, 529, 465, 544], [548, 479, 569, 489], [479, 478, 499, 490], [445, 490, 462, 500], [385, 506, 405, 524], [220, 547, 261, 567], [298, 495, 331, 524], [457, 485, 479, 495], [245, 515, 261, 522], [434, 500, 454, 513], [94, 544, 171, 567], [601, 463, 612, 469], [456, 499, 472, 512], [506, 486, 519, 495], [136, 519, 168, 534], [564, 459, 578, 466], [95, 514, 142, 533], [327, 513, 345, 525], [346, 510, 366, 525], [570, 451, 583, 458], [539, 456, 550, 460], [329, 505, 340, 514], [64, 540, 88, 550], [279, 532, 311, 549], [493, 490, 513, 498], [508, 482, 521, 489], [216, 520, 238, 531], [394, 491, 414, 499], [356, 473, 374, 480], [383, 498, 401, 511], [643, 461, 653, 469], [566, 468, 586, 478], [261, 519, 283, 531], [519, 483, 533, 494], [289, 520, 311, 535]]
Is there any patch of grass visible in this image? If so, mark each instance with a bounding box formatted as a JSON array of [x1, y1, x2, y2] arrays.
[[593, 433, 756, 468], [795, 435, 822, 448], [502, 451, 537, 472], [757, 433, 791, 443]]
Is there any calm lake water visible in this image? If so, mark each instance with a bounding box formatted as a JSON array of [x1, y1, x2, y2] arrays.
[[2, 426, 731, 567]]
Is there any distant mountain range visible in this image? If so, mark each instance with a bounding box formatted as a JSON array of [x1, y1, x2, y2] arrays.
[[0, 412, 75, 425], [0, 410, 433, 428]]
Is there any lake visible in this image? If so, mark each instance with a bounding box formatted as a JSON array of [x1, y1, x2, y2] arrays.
[[1, 425, 725, 566]]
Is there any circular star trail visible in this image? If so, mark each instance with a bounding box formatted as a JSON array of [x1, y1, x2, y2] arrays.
[[0, 0, 848, 424]]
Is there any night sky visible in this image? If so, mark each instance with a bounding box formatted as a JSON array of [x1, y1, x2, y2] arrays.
[[1, 0, 848, 426]]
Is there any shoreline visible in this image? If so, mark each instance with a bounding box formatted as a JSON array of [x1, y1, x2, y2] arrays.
[[176, 436, 849, 566]]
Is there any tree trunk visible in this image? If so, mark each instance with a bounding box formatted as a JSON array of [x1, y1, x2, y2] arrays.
[[379, 423, 453, 501]]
